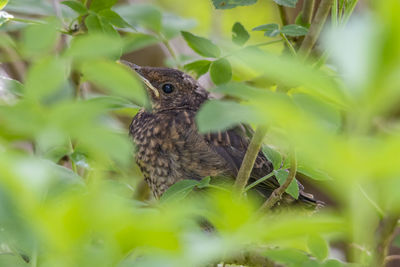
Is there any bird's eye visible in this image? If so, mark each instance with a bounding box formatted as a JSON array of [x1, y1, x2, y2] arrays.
[[162, 83, 174, 94]]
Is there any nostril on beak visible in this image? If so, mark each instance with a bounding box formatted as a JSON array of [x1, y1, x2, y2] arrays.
[[118, 60, 141, 71]]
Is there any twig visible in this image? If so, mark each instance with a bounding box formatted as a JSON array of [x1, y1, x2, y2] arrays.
[[245, 171, 275, 191], [277, 5, 289, 26], [302, 0, 316, 25], [258, 147, 296, 212], [280, 33, 297, 56], [374, 213, 400, 266], [233, 125, 268, 195], [299, 0, 334, 59]]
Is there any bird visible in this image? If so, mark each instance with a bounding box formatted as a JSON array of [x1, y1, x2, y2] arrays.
[[122, 60, 318, 207]]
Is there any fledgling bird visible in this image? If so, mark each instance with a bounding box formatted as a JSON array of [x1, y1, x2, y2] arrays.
[[124, 60, 317, 206]]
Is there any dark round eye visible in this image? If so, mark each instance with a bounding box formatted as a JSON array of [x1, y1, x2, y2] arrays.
[[162, 83, 174, 94]]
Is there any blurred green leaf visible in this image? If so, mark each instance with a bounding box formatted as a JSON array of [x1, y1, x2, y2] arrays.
[[184, 60, 211, 78], [197, 176, 211, 189], [264, 248, 309, 265], [275, 169, 299, 199], [90, 0, 117, 12], [98, 9, 131, 28], [114, 4, 162, 32], [253, 23, 280, 37], [232, 22, 250, 46], [196, 100, 260, 133], [0, 76, 24, 97], [20, 19, 59, 57], [122, 33, 158, 53], [61, 0, 87, 15], [66, 34, 123, 61], [210, 58, 232, 85], [85, 95, 140, 110], [0, 0, 9, 10], [307, 235, 329, 261], [297, 164, 332, 181], [161, 13, 196, 39], [281, 24, 308, 36], [85, 13, 102, 32], [24, 57, 68, 100], [181, 31, 220, 58], [323, 259, 344, 267], [211, 0, 257, 9], [160, 179, 199, 203], [262, 145, 282, 170], [80, 59, 147, 106], [273, 0, 298, 8]]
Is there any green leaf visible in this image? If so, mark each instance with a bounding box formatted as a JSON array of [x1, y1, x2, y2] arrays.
[[114, 4, 162, 33], [0, 76, 24, 97], [160, 179, 199, 203], [90, 0, 117, 12], [161, 13, 196, 39], [262, 145, 282, 170], [212, 0, 257, 9], [61, 1, 87, 15], [307, 234, 329, 261], [210, 58, 232, 85], [98, 9, 131, 28], [252, 23, 280, 37], [85, 13, 119, 37], [80, 60, 147, 107], [184, 60, 211, 78], [297, 164, 332, 181], [181, 31, 220, 58], [275, 169, 299, 199], [0, 0, 9, 10], [85, 95, 140, 110], [122, 33, 159, 53], [232, 22, 250, 46], [273, 0, 298, 8], [21, 19, 59, 57], [25, 58, 68, 100], [196, 176, 211, 189], [264, 248, 309, 265], [281, 24, 308, 36], [196, 100, 259, 133], [323, 259, 344, 267], [66, 34, 123, 61]]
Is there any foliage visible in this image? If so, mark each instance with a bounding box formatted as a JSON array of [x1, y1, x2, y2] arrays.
[[0, 0, 399, 266]]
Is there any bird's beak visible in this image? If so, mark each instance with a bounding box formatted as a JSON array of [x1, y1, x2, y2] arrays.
[[118, 60, 160, 98]]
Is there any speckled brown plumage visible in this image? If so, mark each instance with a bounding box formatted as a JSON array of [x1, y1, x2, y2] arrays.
[[125, 61, 317, 205]]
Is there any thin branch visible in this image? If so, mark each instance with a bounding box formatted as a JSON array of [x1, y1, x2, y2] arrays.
[[299, 0, 334, 59], [258, 147, 297, 212], [233, 125, 268, 195], [375, 213, 400, 266], [245, 171, 275, 191], [280, 33, 297, 56], [302, 0, 316, 25], [277, 5, 289, 26]]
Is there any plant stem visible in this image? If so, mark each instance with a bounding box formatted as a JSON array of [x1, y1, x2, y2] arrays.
[[277, 5, 289, 26], [374, 213, 400, 266], [302, 0, 316, 25], [252, 39, 283, 47], [299, 0, 334, 59], [159, 34, 182, 69], [280, 33, 297, 56], [258, 147, 297, 212], [245, 171, 275, 191], [332, 0, 338, 26], [342, 0, 359, 24], [233, 125, 268, 195], [11, 18, 44, 25]]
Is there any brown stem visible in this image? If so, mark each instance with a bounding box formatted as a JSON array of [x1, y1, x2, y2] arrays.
[[374, 214, 400, 266], [233, 125, 268, 195], [299, 0, 334, 58], [277, 5, 289, 25], [302, 0, 316, 25], [258, 147, 296, 212]]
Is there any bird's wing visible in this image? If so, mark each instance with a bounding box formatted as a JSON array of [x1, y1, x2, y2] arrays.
[[203, 124, 280, 192]]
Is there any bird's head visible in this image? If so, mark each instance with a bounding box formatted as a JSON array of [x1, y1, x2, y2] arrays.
[[121, 60, 208, 112]]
